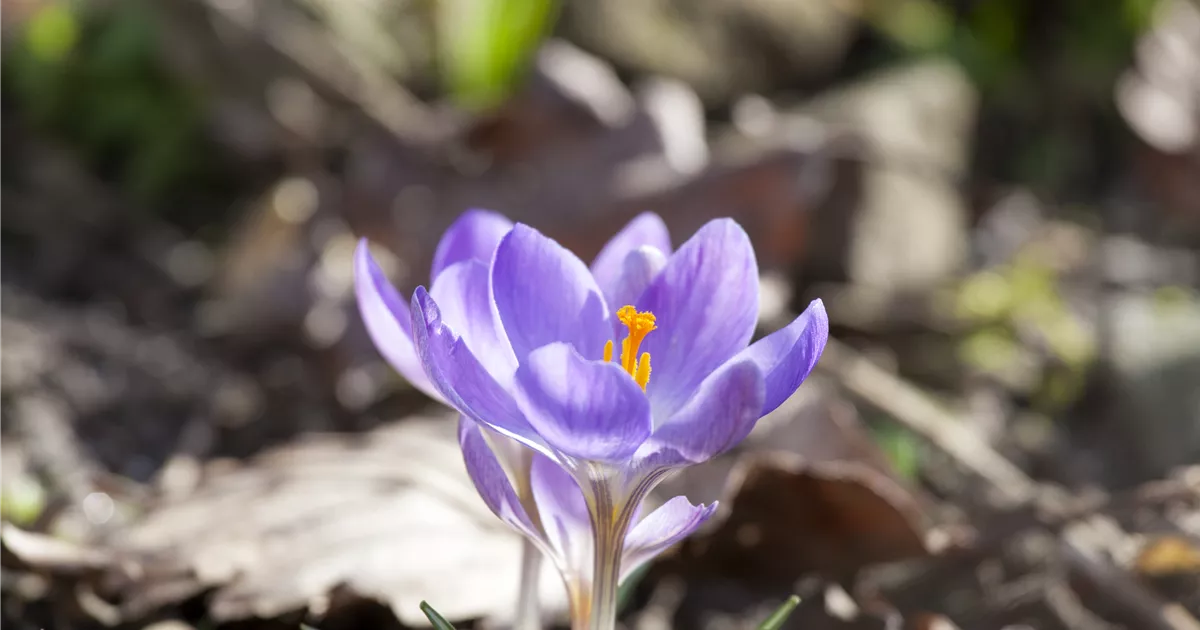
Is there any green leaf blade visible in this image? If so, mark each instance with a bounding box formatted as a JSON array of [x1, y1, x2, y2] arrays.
[[438, 0, 559, 110], [420, 600, 458, 630], [756, 595, 801, 630]]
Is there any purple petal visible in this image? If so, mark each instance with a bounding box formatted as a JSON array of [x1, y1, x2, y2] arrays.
[[591, 213, 671, 308], [621, 496, 717, 579], [492, 225, 611, 361], [354, 240, 442, 402], [513, 342, 652, 463], [411, 288, 551, 458], [458, 417, 539, 538], [737, 299, 829, 416], [649, 359, 764, 463], [429, 260, 517, 382], [637, 219, 759, 416], [530, 454, 592, 573], [431, 209, 514, 280], [609, 246, 669, 321]]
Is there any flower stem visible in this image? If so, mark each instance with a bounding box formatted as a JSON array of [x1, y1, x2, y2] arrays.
[[514, 537, 542, 630], [580, 466, 672, 630], [586, 487, 626, 630]]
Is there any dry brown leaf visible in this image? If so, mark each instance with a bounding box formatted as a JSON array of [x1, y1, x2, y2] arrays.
[[686, 451, 929, 584], [106, 413, 567, 626]]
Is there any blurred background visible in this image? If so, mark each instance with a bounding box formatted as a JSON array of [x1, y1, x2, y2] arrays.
[[2, 0, 1200, 628]]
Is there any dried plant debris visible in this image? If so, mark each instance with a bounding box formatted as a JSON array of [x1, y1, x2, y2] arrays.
[[644, 390, 932, 628], [655, 348, 1200, 629], [2, 415, 569, 628], [684, 452, 929, 586], [0, 284, 254, 542]]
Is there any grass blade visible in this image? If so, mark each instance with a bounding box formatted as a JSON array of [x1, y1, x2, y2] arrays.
[[420, 600, 458, 630], [756, 595, 801, 630]]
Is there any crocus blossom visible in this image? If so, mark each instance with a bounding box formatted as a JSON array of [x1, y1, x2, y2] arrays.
[[356, 210, 828, 630]]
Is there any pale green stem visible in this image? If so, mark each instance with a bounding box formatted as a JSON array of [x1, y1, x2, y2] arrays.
[[586, 483, 628, 630], [514, 537, 542, 630], [497, 439, 543, 630], [583, 470, 668, 630]]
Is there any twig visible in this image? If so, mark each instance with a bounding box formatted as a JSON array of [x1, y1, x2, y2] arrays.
[[1045, 565, 1120, 630], [1063, 538, 1200, 630], [819, 339, 1036, 507]]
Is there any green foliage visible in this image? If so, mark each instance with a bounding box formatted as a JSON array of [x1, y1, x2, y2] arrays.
[[24, 2, 79, 63], [617, 562, 651, 613], [419, 601, 458, 630], [3, 0, 213, 206], [952, 243, 1095, 411], [756, 595, 801, 630], [872, 425, 922, 481], [862, 0, 1162, 192], [869, 0, 953, 53], [437, 0, 559, 110], [0, 475, 48, 527], [865, 0, 1157, 94]]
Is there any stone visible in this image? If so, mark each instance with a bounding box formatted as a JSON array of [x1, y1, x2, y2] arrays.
[[797, 60, 976, 293], [1104, 290, 1200, 478]]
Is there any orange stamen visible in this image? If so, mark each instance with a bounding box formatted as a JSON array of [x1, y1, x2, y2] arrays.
[[612, 306, 656, 390]]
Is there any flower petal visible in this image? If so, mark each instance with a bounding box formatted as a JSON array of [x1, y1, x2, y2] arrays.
[[637, 219, 759, 415], [621, 496, 717, 580], [354, 240, 442, 402], [737, 299, 829, 416], [431, 209, 514, 280], [513, 342, 652, 463], [492, 224, 610, 361], [530, 454, 592, 575], [609, 245, 668, 319], [429, 260, 517, 383], [411, 288, 552, 458], [458, 416, 539, 538], [649, 359, 764, 463], [591, 213, 671, 308]]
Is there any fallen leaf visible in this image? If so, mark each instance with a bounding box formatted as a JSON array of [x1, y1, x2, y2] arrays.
[[686, 451, 929, 584], [103, 413, 567, 627]]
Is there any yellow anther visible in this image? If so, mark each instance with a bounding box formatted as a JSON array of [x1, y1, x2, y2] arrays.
[[610, 305, 657, 388], [616, 305, 657, 338], [634, 352, 652, 391]]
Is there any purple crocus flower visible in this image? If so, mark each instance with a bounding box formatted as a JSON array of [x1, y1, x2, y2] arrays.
[[356, 211, 828, 629]]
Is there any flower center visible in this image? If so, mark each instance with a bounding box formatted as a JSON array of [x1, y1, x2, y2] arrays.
[[602, 305, 656, 390]]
